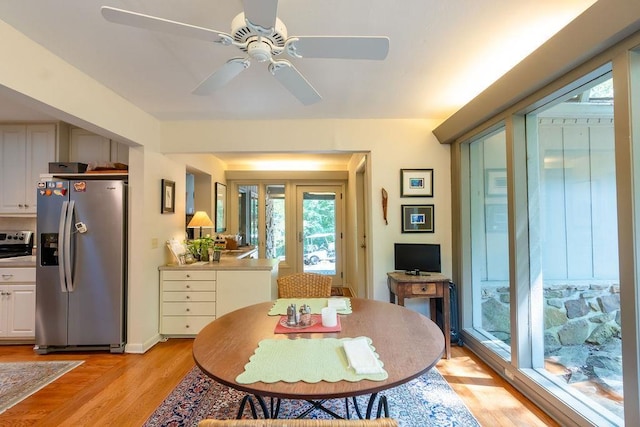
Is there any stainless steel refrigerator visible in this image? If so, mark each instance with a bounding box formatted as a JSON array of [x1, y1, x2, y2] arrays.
[[35, 179, 127, 354]]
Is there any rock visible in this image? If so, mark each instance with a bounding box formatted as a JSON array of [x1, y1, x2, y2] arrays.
[[598, 294, 620, 313], [588, 313, 612, 324], [565, 298, 590, 318], [545, 306, 568, 329], [481, 297, 510, 334], [547, 298, 564, 309], [558, 319, 590, 345], [586, 323, 620, 345]]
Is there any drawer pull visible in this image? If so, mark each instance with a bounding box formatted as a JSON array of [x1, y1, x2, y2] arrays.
[[2, 274, 13, 280], [186, 308, 190, 312], [186, 274, 191, 278], [186, 285, 190, 289], [185, 324, 190, 328], [186, 296, 190, 299], [422, 287, 427, 292]]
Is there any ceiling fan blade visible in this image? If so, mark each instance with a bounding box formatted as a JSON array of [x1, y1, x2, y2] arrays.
[[192, 58, 250, 96], [101, 6, 230, 43], [242, 0, 278, 30], [269, 60, 321, 106], [286, 36, 390, 60]]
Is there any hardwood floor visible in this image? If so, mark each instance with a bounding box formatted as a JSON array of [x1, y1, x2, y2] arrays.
[[0, 339, 557, 427]]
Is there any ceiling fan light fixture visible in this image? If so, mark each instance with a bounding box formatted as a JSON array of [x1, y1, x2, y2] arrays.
[[248, 40, 273, 62]]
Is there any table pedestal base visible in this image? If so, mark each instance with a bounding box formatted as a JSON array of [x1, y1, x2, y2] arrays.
[[236, 393, 389, 420]]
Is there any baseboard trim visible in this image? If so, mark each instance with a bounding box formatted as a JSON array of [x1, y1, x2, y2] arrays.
[[125, 333, 162, 354]]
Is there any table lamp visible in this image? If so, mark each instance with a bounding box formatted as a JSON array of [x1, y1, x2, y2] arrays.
[[187, 211, 213, 238]]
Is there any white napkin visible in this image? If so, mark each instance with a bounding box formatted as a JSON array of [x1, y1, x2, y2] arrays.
[[343, 337, 385, 375], [327, 298, 348, 311]]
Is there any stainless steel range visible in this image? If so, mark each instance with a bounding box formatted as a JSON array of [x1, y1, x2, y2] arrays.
[[0, 230, 34, 259]]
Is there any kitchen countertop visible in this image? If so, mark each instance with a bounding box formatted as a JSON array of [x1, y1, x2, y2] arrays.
[[0, 255, 36, 268], [160, 257, 279, 271]]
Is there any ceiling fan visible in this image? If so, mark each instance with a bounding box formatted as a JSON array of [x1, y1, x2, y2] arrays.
[[101, 0, 389, 105]]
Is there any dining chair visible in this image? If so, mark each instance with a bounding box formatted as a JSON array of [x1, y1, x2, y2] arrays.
[[277, 272, 332, 298], [198, 418, 399, 426]]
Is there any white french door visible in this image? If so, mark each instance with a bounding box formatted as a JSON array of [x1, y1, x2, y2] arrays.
[[295, 185, 344, 285]]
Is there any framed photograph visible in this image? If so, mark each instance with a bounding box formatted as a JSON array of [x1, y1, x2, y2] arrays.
[[215, 182, 227, 233], [401, 204, 434, 233], [401, 169, 434, 197], [161, 179, 175, 214], [485, 169, 507, 196]]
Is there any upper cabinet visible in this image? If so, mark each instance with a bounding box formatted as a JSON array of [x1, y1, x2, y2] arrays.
[[69, 127, 128, 165], [0, 124, 56, 214]]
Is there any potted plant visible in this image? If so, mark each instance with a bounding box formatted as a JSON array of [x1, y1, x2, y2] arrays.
[[186, 235, 214, 261]]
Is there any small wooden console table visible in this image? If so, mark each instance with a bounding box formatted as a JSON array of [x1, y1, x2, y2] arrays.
[[387, 272, 451, 359]]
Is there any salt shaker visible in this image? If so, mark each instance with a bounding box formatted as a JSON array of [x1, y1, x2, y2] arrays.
[[300, 304, 312, 326]]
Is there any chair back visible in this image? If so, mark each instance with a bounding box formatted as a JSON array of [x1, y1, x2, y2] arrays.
[[198, 419, 399, 426], [277, 272, 332, 298]]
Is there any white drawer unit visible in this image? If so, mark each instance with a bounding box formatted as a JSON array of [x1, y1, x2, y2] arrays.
[[160, 269, 216, 336]]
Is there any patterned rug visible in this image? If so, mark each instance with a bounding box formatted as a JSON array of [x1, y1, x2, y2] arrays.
[[0, 360, 83, 414], [144, 366, 480, 427]]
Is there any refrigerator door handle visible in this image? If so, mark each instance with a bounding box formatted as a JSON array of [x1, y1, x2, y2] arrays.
[[58, 201, 69, 293], [63, 200, 75, 292]]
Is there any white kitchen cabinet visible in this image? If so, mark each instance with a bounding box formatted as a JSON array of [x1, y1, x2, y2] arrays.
[[69, 127, 128, 165], [159, 261, 278, 336], [0, 124, 56, 214], [216, 269, 278, 317], [160, 269, 216, 336], [0, 268, 36, 340]]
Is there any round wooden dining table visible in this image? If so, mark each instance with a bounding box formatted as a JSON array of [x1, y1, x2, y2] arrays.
[[192, 298, 445, 419]]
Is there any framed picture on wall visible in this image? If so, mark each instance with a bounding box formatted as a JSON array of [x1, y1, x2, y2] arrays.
[[161, 179, 175, 214], [401, 169, 434, 197], [401, 204, 434, 233], [215, 182, 227, 233]]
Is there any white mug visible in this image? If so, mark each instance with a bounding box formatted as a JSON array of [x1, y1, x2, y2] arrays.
[[321, 307, 337, 327]]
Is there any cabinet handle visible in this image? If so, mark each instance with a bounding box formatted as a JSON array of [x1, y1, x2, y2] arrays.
[[422, 287, 427, 292], [186, 308, 190, 312], [186, 285, 190, 289], [186, 296, 190, 299], [185, 324, 190, 328], [18, 204, 24, 208], [186, 274, 191, 278], [2, 274, 13, 280]]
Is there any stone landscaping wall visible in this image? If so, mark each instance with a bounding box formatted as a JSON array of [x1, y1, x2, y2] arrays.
[[480, 279, 623, 417], [481, 280, 621, 348]]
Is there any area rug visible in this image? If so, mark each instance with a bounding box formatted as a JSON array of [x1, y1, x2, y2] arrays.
[[144, 366, 480, 427], [0, 360, 83, 414]]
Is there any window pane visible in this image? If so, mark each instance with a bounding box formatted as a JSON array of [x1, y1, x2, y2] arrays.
[[266, 184, 285, 260], [238, 185, 258, 247], [469, 128, 511, 352], [528, 76, 623, 421], [302, 191, 336, 275]]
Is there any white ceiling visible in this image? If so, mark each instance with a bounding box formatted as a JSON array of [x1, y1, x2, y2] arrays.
[[0, 0, 596, 165]]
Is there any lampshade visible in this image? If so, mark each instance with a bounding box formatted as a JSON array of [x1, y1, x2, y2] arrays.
[[187, 211, 213, 229]]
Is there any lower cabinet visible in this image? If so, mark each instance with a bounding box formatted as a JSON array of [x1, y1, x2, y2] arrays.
[[160, 270, 216, 336], [159, 265, 278, 336], [0, 268, 36, 340], [216, 270, 278, 318]]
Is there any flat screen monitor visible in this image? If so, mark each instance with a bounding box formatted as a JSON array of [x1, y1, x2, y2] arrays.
[[394, 243, 441, 274]]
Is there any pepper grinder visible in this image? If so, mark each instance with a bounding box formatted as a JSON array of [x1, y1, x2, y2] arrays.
[[287, 304, 297, 325]]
